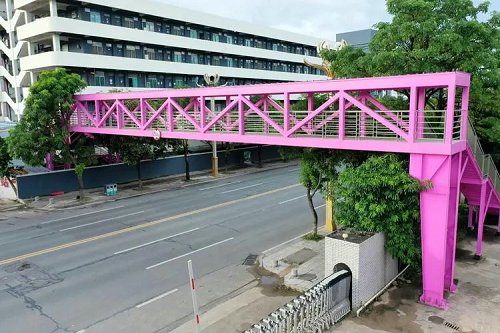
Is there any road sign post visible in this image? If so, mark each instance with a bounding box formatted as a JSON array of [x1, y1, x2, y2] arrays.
[[188, 260, 202, 333]]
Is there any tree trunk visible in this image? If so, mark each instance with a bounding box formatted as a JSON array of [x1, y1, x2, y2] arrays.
[[77, 174, 85, 200], [183, 141, 190, 181], [306, 187, 318, 236], [225, 144, 231, 172], [257, 145, 263, 168], [137, 161, 143, 190]]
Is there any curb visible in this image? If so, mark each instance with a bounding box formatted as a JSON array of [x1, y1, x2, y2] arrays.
[[20, 161, 298, 212]]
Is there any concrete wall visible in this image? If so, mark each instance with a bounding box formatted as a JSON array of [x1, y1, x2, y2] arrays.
[[15, 145, 281, 199], [325, 232, 398, 310], [0, 177, 17, 200]]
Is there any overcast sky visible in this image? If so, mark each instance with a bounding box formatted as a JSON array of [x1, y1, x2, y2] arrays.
[[157, 0, 498, 41]]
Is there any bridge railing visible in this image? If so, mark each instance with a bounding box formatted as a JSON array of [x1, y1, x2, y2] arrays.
[[468, 122, 500, 192], [243, 270, 351, 333], [70, 72, 471, 155]]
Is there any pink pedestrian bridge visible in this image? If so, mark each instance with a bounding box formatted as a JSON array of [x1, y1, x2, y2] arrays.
[[70, 71, 499, 310]]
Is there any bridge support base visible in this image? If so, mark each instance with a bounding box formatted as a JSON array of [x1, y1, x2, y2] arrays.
[[410, 153, 462, 310], [212, 157, 219, 177]]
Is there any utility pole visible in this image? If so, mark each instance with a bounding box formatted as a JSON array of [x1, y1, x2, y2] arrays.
[[203, 74, 221, 177]]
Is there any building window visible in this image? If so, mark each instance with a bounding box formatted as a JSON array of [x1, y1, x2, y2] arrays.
[[146, 75, 157, 88], [212, 33, 220, 43], [144, 47, 155, 60], [143, 20, 155, 32], [174, 51, 183, 63], [188, 28, 198, 39], [90, 11, 101, 23], [127, 74, 139, 87], [123, 17, 135, 29], [125, 45, 137, 58], [91, 41, 104, 55], [95, 71, 105, 86], [172, 25, 184, 36]]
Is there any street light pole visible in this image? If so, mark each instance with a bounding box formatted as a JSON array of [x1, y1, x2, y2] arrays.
[[203, 74, 221, 177]]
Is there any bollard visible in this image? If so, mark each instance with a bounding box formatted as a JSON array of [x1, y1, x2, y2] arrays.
[[292, 268, 298, 278]]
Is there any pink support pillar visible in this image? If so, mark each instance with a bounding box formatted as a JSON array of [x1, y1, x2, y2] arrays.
[[475, 180, 492, 259], [444, 152, 461, 293], [410, 153, 461, 309], [308, 93, 313, 132], [416, 88, 426, 139], [338, 93, 345, 140], [360, 95, 366, 137], [284, 92, 290, 134], [238, 95, 244, 135], [263, 95, 269, 134]]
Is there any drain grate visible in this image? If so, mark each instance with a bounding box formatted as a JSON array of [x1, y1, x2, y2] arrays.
[[243, 254, 258, 266], [444, 321, 461, 331], [428, 316, 460, 332]]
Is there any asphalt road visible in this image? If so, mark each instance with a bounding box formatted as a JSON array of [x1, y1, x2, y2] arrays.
[[0, 165, 325, 333]]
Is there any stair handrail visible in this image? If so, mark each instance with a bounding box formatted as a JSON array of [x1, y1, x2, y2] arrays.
[[467, 122, 500, 193]]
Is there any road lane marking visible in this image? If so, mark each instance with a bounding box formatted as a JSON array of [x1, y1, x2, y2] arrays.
[[288, 168, 300, 172], [146, 237, 234, 270], [114, 228, 200, 255], [136, 289, 178, 308], [279, 195, 306, 205], [199, 181, 242, 191], [0, 184, 300, 267], [59, 212, 144, 232], [41, 206, 125, 225], [221, 183, 263, 194], [315, 204, 326, 209]]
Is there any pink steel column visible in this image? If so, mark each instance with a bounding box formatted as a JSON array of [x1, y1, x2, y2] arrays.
[[416, 88, 426, 139], [95, 100, 101, 124], [410, 153, 460, 309], [200, 97, 206, 128], [338, 93, 345, 140], [497, 210, 500, 236], [238, 95, 244, 135], [263, 95, 269, 134], [308, 93, 314, 132], [460, 86, 470, 141], [140, 98, 146, 128], [360, 94, 366, 137], [408, 86, 417, 142], [226, 96, 232, 129], [475, 180, 488, 259], [117, 100, 123, 129], [445, 85, 456, 144], [284, 92, 290, 135], [444, 152, 461, 293], [46, 153, 54, 171]]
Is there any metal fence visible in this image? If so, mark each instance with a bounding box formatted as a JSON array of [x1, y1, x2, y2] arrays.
[[468, 122, 500, 192], [244, 270, 352, 333]]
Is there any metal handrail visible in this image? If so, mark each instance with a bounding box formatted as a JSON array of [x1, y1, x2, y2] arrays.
[[467, 122, 500, 192]]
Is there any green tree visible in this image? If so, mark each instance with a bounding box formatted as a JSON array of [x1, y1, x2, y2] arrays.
[[7, 68, 94, 199], [335, 154, 424, 267], [99, 136, 168, 189], [321, 0, 499, 155], [0, 136, 17, 196]]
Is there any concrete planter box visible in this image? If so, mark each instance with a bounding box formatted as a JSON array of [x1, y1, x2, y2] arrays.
[[325, 232, 398, 310]]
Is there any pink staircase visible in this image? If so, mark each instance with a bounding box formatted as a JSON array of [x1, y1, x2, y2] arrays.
[[70, 72, 499, 310]]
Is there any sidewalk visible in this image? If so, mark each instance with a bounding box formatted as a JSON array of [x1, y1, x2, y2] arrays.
[[176, 226, 500, 333], [0, 160, 297, 213]]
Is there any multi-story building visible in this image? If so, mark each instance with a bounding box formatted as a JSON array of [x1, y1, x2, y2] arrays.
[[0, 0, 326, 121], [336, 29, 375, 52]]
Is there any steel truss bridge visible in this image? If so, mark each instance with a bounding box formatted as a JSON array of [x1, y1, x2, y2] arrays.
[[71, 71, 499, 310]]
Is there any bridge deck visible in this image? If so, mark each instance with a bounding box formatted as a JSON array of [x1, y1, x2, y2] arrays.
[[71, 72, 471, 156]]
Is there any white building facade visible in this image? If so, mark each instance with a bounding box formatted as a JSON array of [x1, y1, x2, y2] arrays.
[[0, 0, 326, 121]]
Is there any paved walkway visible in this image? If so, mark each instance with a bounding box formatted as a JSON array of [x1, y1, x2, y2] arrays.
[[183, 226, 500, 333]]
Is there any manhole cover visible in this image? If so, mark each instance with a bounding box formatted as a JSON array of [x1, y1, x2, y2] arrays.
[[444, 321, 461, 331], [428, 316, 445, 325], [243, 254, 258, 266]]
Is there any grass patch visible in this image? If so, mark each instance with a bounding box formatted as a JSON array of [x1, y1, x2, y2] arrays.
[[302, 233, 324, 242]]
